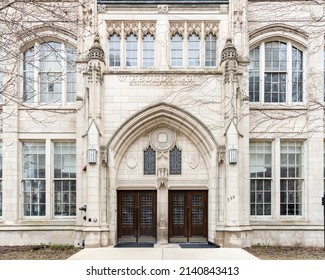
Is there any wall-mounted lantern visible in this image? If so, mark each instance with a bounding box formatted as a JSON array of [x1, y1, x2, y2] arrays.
[[229, 148, 238, 164], [88, 148, 97, 164]]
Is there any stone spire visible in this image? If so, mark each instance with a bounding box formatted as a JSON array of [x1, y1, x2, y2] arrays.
[[87, 33, 105, 63]]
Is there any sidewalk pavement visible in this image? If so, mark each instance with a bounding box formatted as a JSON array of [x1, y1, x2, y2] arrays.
[[68, 244, 259, 260]]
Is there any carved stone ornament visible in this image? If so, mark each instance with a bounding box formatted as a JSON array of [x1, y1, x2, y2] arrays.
[[170, 22, 185, 37], [141, 22, 156, 38], [87, 34, 105, 62], [218, 145, 226, 163], [157, 5, 168, 14], [100, 146, 108, 165], [187, 22, 202, 37], [204, 22, 219, 38], [127, 152, 138, 169], [87, 62, 103, 85], [124, 22, 139, 38], [150, 127, 176, 152], [188, 153, 199, 169], [221, 38, 238, 63], [107, 22, 122, 37]]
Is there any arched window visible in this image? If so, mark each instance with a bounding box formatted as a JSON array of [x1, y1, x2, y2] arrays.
[[144, 146, 156, 175], [142, 34, 155, 68], [205, 34, 217, 67], [249, 41, 303, 104], [188, 34, 200, 68], [23, 41, 77, 104], [126, 33, 138, 67], [169, 146, 182, 175], [171, 34, 183, 67], [109, 34, 121, 67]]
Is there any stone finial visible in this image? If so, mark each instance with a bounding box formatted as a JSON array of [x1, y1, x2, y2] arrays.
[[221, 38, 238, 63], [87, 33, 105, 62]]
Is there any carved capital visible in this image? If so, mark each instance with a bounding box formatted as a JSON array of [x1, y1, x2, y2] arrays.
[[100, 145, 108, 165], [218, 145, 226, 163]]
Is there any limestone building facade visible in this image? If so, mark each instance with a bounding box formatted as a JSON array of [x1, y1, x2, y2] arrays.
[[0, 0, 324, 248]]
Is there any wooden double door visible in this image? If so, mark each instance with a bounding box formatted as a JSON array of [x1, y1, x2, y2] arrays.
[[169, 190, 208, 242], [117, 190, 157, 243]]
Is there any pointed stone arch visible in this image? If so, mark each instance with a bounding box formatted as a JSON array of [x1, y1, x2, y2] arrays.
[[107, 103, 218, 169]]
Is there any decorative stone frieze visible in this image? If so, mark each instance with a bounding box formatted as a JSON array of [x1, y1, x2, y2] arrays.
[[187, 22, 202, 37], [204, 22, 219, 38], [124, 22, 139, 38], [141, 22, 156, 38], [170, 22, 185, 37], [107, 21, 122, 37]]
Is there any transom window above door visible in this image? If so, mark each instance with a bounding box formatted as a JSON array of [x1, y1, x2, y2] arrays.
[[249, 41, 304, 104], [23, 41, 77, 104]]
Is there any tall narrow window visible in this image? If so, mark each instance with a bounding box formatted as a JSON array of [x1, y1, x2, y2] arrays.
[[142, 34, 155, 68], [54, 142, 76, 216], [249, 142, 272, 215], [23, 42, 77, 104], [171, 34, 183, 67], [264, 41, 287, 103], [126, 33, 138, 67], [0, 143, 2, 216], [188, 34, 200, 68], [205, 34, 217, 67], [323, 50, 325, 101], [40, 42, 63, 103], [109, 34, 121, 67], [22, 142, 46, 216], [249, 47, 260, 102], [144, 146, 156, 175], [280, 141, 303, 216], [66, 46, 77, 102], [23, 47, 35, 102], [170, 146, 182, 175], [292, 47, 303, 102]]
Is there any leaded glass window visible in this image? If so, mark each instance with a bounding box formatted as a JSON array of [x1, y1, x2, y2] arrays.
[[54, 142, 76, 216], [22, 142, 46, 216], [169, 146, 182, 175], [144, 146, 156, 175], [249, 47, 260, 102]]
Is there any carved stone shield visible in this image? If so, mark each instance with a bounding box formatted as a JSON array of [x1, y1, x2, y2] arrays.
[[127, 153, 138, 169], [188, 153, 199, 169], [310, 4, 324, 21]]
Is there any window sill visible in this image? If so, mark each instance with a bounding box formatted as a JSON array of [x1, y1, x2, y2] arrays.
[[104, 69, 223, 75], [249, 103, 307, 110], [19, 103, 78, 111]]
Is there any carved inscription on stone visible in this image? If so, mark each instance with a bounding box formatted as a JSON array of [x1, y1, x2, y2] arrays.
[[117, 74, 201, 87]]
